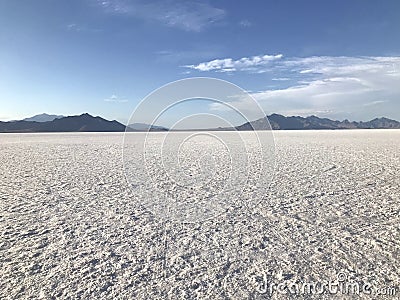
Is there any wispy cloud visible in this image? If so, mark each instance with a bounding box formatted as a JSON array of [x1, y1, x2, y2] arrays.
[[206, 55, 400, 120], [271, 77, 291, 81], [363, 100, 387, 106], [155, 49, 220, 64], [66, 23, 81, 31], [66, 23, 102, 33], [239, 20, 252, 27], [184, 53, 283, 72], [104, 95, 128, 103], [93, 0, 226, 32]]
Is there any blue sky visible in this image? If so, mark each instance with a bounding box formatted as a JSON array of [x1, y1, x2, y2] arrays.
[[0, 0, 399, 125]]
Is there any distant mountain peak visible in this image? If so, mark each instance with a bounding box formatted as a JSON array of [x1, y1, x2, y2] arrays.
[[23, 113, 64, 122], [128, 122, 168, 131]]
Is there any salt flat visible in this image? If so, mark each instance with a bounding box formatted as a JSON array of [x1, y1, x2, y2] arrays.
[[0, 131, 399, 299]]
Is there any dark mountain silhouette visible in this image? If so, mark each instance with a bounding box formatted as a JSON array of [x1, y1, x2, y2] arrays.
[[0, 113, 126, 132], [235, 114, 400, 130], [1, 113, 399, 133]]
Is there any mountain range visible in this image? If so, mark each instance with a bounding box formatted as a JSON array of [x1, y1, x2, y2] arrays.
[[0, 113, 399, 133], [235, 114, 400, 130], [0, 113, 125, 132]]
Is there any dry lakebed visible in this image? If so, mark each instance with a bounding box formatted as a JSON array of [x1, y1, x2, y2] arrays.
[[1, 130, 399, 299]]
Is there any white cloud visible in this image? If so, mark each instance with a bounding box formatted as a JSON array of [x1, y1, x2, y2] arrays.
[[272, 77, 291, 81], [239, 20, 252, 27], [104, 95, 128, 103], [66, 23, 102, 33], [252, 77, 373, 105], [66, 23, 81, 31], [155, 49, 220, 64], [205, 55, 400, 120], [363, 100, 387, 106], [93, 0, 226, 32], [184, 54, 283, 72]]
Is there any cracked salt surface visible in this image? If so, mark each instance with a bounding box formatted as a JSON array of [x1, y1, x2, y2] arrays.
[[1, 131, 399, 299]]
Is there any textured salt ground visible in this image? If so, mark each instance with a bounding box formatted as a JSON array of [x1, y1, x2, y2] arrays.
[[0, 131, 399, 299]]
